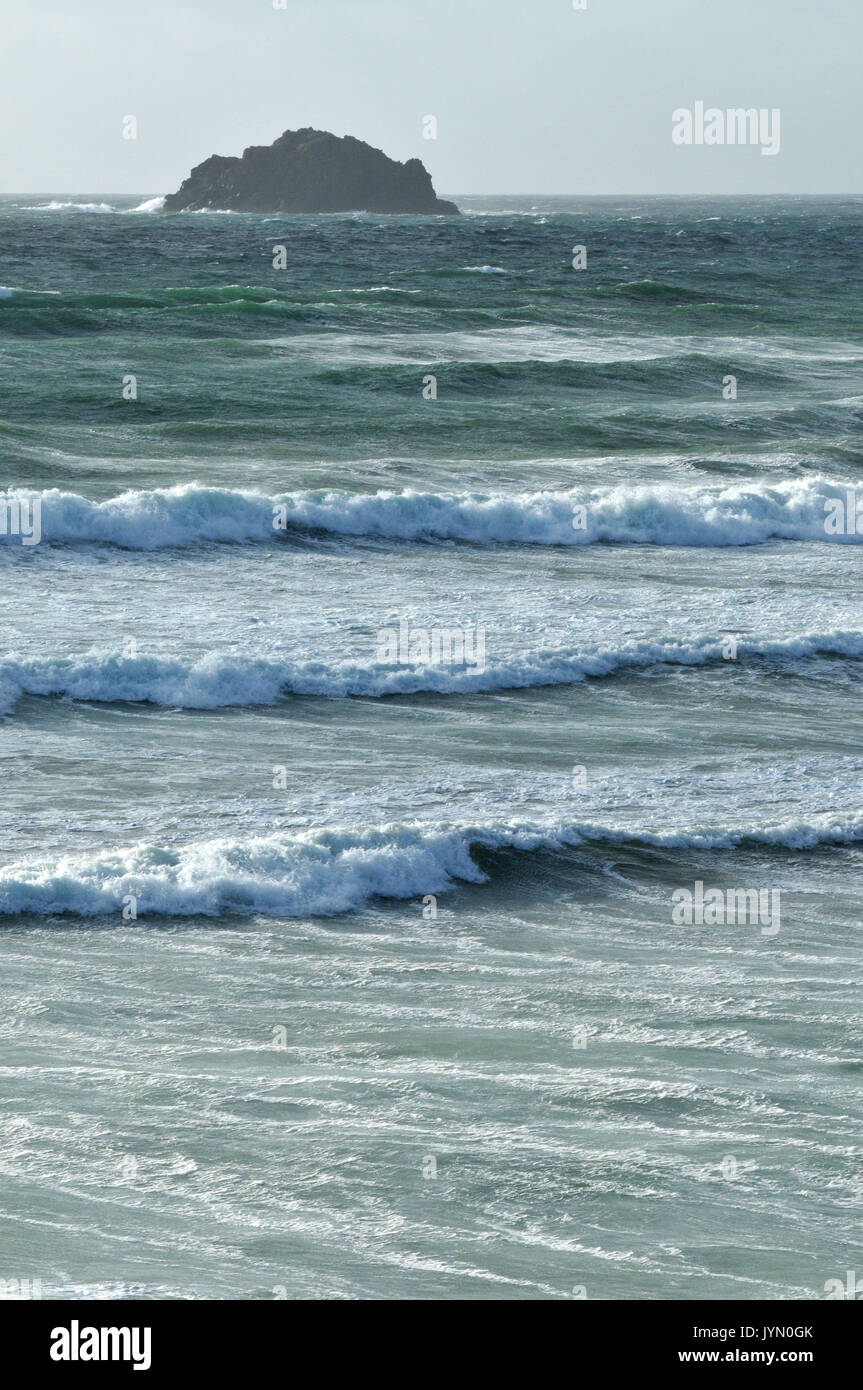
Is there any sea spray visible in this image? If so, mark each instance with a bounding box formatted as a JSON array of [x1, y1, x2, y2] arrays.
[[2, 629, 863, 715], [7, 477, 863, 551], [0, 814, 858, 919]]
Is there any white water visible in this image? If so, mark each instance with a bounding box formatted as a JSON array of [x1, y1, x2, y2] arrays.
[[4, 476, 863, 549]]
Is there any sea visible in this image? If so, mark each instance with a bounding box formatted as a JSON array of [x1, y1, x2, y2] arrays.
[[0, 193, 860, 1301]]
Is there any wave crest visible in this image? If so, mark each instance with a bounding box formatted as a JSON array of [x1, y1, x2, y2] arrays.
[[2, 814, 861, 918], [4, 477, 863, 550], [2, 630, 863, 715]]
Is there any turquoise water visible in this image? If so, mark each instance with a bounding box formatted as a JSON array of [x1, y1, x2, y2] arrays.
[[0, 195, 861, 1299]]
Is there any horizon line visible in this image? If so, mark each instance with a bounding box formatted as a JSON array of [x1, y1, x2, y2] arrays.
[[2, 190, 862, 200]]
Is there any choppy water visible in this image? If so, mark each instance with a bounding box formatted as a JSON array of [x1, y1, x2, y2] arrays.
[[0, 194, 861, 1300]]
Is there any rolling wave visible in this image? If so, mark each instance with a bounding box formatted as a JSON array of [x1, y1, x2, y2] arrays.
[[21, 200, 116, 213], [314, 353, 791, 391], [3, 477, 863, 550], [1, 630, 862, 715], [15, 198, 165, 213], [1, 812, 861, 918]]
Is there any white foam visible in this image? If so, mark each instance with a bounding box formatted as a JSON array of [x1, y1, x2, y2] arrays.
[[1, 629, 862, 716], [1, 813, 860, 918], [6, 477, 863, 551], [22, 200, 116, 212], [129, 195, 166, 213]]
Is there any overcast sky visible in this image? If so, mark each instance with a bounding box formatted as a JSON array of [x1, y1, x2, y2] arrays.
[[2, 0, 861, 195]]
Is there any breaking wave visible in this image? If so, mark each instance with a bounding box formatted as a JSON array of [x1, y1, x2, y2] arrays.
[[2, 630, 863, 716], [1, 813, 861, 918], [4, 477, 863, 550], [130, 195, 166, 213], [22, 200, 116, 213]]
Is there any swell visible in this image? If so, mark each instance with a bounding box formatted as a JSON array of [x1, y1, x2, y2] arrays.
[[0, 284, 313, 310], [1, 630, 862, 716], [313, 353, 796, 393], [1, 813, 860, 919], [0, 293, 315, 338], [5, 477, 863, 550]]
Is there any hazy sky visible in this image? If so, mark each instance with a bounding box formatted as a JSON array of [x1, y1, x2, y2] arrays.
[[2, 0, 861, 194]]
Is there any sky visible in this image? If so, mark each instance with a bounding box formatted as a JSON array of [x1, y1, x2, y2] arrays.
[[1, 0, 861, 195]]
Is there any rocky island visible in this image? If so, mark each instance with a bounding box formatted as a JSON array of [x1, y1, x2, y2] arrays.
[[163, 128, 459, 215]]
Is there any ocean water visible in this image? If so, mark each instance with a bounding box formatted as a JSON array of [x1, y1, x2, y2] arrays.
[[0, 194, 861, 1300]]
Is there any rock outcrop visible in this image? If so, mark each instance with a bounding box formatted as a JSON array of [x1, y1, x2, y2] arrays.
[[163, 128, 459, 215]]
